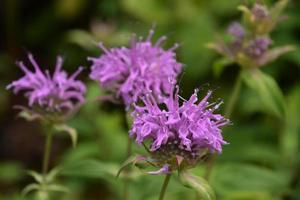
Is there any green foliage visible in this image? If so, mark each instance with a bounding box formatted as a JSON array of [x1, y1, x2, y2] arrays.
[[179, 170, 215, 200], [54, 124, 78, 148], [0, 162, 23, 183], [241, 69, 285, 118], [280, 84, 300, 166], [211, 163, 289, 198]]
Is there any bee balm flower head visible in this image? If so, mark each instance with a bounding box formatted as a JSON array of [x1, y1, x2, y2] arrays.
[[130, 86, 230, 171], [7, 54, 86, 116], [89, 30, 183, 107]]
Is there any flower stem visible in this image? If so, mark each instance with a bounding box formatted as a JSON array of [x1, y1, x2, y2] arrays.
[[121, 108, 131, 200], [42, 127, 53, 178], [225, 71, 242, 118], [123, 136, 131, 200], [204, 71, 242, 181], [159, 174, 172, 200], [126, 136, 132, 158]]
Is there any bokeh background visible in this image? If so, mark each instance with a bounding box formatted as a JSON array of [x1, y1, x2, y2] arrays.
[[0, 0, 300, 199]]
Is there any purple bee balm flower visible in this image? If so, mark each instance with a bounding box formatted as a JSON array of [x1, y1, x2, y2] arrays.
[[7, 54, 86, 112], [130, 86, 229, 169], [89, 30, 183, 106], [245, 37, 272, 58], [227, 22, 245, 39], [252, 3, 269, 20]]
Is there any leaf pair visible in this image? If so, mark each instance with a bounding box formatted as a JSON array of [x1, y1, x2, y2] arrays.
[[22, 167, 68, 199]]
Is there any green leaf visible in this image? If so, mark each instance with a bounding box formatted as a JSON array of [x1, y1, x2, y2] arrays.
[[211, 163, 289, 196], [223, 191, 280, 200], [237, 5, 253, 26], [212, 57, 234, 78], [65, 30, 96, 51], [47, 184, 70, 193], [117, 155, 147, 178], [15, 106, 43, 122], [270, 0, 289, 21], [26, 170, 43, 184], [241, 69, 285, 118], [179, 170, 216, 200], [62, 159, 119, 180], [258, 45, 295, 66], [54, 124, 78, 147], [45, 167, 62, 183], [121, 0, 171, 24], [0, 162, 22, 182], [22, 183, 40, 196], [117, 155, 138, 178], [280, 85, 300, 165], [61, 142, 101, 164]]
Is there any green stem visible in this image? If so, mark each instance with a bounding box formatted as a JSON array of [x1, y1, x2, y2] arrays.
[[121, 108, 132, 158], [158, 174, 172, 200], [126, 136, 132, 159], [123, 136, 131, 200], [204, 71, 243, 181], [225, 71, 243, 118], [121, 108, 131, 200], [42, 128, 53, 178]]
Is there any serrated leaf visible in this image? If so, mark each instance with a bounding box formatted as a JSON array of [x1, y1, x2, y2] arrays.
[[54, 124, 77, 147], [26, 170, 43, 184], [241, 69, 285, 118], [179, 170, 216, 200], [22, 183, 40, 196]]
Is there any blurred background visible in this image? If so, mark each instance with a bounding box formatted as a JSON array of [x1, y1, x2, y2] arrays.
[[0, 0, 300, 199]]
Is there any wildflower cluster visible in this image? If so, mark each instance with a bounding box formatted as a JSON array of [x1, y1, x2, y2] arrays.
[[88, 30, 229, 173], [209, 1, 294, 68], [8, 30, 229, 199]]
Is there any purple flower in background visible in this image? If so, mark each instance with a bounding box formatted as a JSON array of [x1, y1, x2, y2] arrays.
[[226, 22, 245, 57], [227, 22, 245, 40], [252, 3, 269, 20], [7, 54, 86, 112], [130, 86, 229, 168], [245, 37, 272, 58], [89, 30, 183, 106]]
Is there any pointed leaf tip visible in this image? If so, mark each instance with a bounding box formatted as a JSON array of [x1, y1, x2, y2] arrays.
[[54, 124, 78, 148], [179, 170, 216, 200]]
